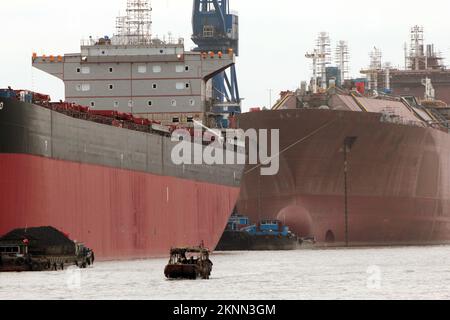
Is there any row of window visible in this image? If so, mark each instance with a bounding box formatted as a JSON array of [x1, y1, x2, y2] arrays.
[[75, 82, 191, 92], [88, 99, 196, 108], [76, 65, 190, 75]]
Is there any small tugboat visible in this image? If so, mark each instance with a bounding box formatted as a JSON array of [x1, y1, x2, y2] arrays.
[[164, 247, 213, 280], [0, 226, 94, 272], [216, 215, 308, 251]]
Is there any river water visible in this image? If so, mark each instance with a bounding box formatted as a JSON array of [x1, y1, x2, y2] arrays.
[[1, 246, 450, 300]]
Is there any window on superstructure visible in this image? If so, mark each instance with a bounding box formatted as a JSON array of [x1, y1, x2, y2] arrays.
[[153, 66, 162, 73], [109, 67, 114, 73], [176, 83, 185, 90], [77, 84, 90, 92], [148, 101, 153, 107], [176, 65, 184, 73], [185, 83, 190, 89], [171, 99, 177, 107], [138, 65, 147, 74], [185, 66, 189, 72], [109, 84, 114, 90], [81, 67, 90, 74], [187, 117, 194, 123], [203, 25, 215, 38], [76, 67, 81, 73], [90, 101, 95, 107], [172, 117, 180, 123], [114, 101, 119, 108], [189, 99, 195, 106], [152, 83, 158, 90]]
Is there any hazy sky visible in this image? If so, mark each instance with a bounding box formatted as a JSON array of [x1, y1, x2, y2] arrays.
[[1, 0, 450, 111]]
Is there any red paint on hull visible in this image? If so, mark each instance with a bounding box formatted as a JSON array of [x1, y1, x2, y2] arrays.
[[0, 154, 240, 260], [238, 109, 450, 246], [242, 193, 450, 246]]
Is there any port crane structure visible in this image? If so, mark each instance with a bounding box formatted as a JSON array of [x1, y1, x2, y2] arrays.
[[192, 0, 241, 127]]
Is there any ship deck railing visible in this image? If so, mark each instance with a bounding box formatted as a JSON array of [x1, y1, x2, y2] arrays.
[[80, 36, 185, 47], [3, 90, 244, 148], [379, 115, 448, 131]]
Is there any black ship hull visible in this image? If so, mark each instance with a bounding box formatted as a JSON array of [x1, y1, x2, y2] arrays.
[[216, 231, 300, 251]]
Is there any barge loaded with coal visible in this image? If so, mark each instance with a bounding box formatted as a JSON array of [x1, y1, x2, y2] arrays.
[[0, 227, 94, 272]]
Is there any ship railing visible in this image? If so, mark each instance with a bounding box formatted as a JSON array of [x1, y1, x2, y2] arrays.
[[24, 98, 242, 150], [380, 113, 450, 130], [4, 88, 242, 149], [380, 116, 428, 128], [80, 36, 184, 47]]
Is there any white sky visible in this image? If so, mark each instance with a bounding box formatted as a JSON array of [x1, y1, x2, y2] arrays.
[[1, 0, 450, 111]]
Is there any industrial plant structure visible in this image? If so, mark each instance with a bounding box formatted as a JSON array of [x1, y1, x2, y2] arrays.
[[361, 26, 450, 104]]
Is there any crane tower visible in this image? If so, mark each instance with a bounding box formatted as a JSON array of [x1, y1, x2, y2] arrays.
[[192, 0, 241, 127]]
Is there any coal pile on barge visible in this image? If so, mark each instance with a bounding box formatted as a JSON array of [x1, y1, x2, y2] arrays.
[[0, 226, 94, 272]]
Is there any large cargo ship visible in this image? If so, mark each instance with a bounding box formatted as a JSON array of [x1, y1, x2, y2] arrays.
[[237, 28, 450, 246], [237, 91, 450, 246], [0, 0, 243, 260]]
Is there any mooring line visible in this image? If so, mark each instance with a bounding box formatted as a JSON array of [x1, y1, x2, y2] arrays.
[[244, 118, 339, 175]]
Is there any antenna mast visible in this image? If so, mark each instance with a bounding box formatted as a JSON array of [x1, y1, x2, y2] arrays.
[[115, 0, 153, 45], [336, 40, 350, 84], [409, 25, 424, 70], [368, 47, 382, 90], [317, 32, 331, 90]]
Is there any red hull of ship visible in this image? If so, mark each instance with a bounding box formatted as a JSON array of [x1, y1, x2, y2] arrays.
[[238, 109, 450, 246], [0, 154, 240, 260]]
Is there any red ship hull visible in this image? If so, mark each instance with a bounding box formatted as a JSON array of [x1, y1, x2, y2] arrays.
[[237, 109, 450, 246], [0, 153, 240, 260]]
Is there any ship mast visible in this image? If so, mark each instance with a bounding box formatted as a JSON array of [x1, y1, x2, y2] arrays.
[[317, 32, 331, 90], [409, 25, 425, 71], [306, 32, 331, 93], [368, 47, 382, 91], [335, 40, 350, 84], [115, 0, 153, 45]]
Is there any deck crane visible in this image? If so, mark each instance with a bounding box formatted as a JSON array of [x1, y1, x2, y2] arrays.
[[192, 0, 241, 128]]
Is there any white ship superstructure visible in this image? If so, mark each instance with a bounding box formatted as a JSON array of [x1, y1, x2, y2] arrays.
[[32, 0, 236, 127]]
